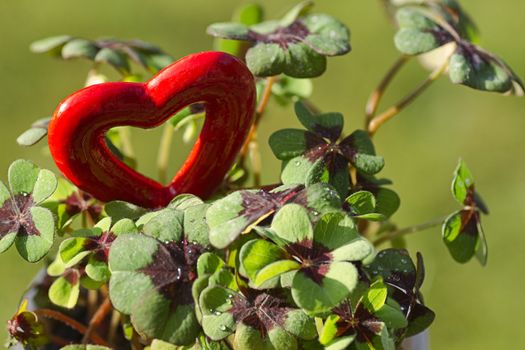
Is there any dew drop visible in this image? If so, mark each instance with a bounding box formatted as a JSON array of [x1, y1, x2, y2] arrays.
[[214, 311, 222, 316], [220, 325, 227, 331], [400, 258, 408, 264], [228, 294, 234, 299], [294, 160, 301, 167], [312, 211, 320, 216]]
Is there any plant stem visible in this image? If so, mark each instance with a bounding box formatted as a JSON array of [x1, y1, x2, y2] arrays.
[[157, 122, 175, 184], [367, 59, 449, 136], [248, 133, 262, 187], [239, 76, 277, 162], [373, 216, 448, 246], [34, 309, 109, 346], [108, 310, 121, 345], [365, 55, 410, 127], [238, 76, 277, 186], [82, 297, 112, 344]]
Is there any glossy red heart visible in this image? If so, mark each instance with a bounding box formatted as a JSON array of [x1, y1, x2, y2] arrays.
[[48, 51, 256, 208]]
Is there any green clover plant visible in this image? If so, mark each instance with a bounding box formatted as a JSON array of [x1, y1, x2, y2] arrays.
[[4, 1, 523, 349]]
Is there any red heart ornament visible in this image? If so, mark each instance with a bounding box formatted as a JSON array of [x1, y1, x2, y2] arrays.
[[48, 52, 256, 208]]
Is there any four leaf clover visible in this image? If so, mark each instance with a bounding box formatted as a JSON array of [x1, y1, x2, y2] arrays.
[[207, 1, 350, 78], [239, 205, 374, 314], [394, 4, 524, 95], [269, 101, 384, 198], [0, 160, 57, 262]]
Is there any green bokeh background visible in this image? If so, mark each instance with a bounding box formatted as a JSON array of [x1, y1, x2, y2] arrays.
[[0, 1, 523, 348]]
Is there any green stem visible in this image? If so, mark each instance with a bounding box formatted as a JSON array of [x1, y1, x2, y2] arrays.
[[365, 55, 410, 127], [373, 216, 448, 246], [368, 58, 449, 136], [157, 123, 175, 184]]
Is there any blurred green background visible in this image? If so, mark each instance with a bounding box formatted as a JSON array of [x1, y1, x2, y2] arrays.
[[0, 0, 523, 348]]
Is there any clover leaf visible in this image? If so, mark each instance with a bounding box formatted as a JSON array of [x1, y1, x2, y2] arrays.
[[239, 205, 374, 314], [345, 190, 386, 221], [58, 217, 138, 283], [320, 279, 407, 350], [0, 159, 57, 262], [270, 101, 384, 198], [365, 249, 435, 337], [206, 183, 341, 249], [200, 286, 316, 350], [442, 159, 488, 265], [31, 36, 173, 75], [353, 173, 401, 219], [207, 2, 350, 78], [7, 300, 49, 348], [393, 5, 524, 95], [109, 207, 209, 345]]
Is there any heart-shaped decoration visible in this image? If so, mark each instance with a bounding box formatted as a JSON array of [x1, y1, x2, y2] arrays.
[[48, 52, 256, 208]]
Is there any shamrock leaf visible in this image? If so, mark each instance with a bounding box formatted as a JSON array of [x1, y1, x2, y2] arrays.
[[200, 286, 316, 350], [59, 217, 138, 283], [393, 5, 523, 95], [320, 279, 406, 350], [239, 205, 374, 314], [41, 178, 103, 231], [17, 117, 51, 147], [7, 300, 49, 348], [31, 36, 173, 75], [206, 183, 341, 249], [365, 249, 435, 337], [109, 207, 209, 345], [345, 190, 386, 221], [271, 102, 384, 198], [207, 2, 350, 78], [353, 173, 401, 219], [442, 159, 488, 265], [0, 160, 57, 262]]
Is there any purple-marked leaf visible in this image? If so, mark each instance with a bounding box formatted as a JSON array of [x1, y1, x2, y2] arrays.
[[200, 285, 315, 348], [207, 185, 305, 249], [442, 209, 481, 264], [48, 269, 80, 309], [208, 4, 350, 78], [269, 129, 326, 160], [340, 130, 384, 175], [292, 261, 358, 314], [8, 305, 49, 348], [394, 7, 453, 55], [294, 101, 343, 142], [306, 153, 350, 198], [365, 249, 434, 337], [449, 43, 524, 95], [109, 233, 204, 345]]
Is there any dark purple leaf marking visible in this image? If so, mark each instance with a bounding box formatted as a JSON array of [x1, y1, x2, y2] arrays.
[[0, 194, 39, 238], [62, 191, 102, 221], [230, 289, 292, 337], [248, 21, 310, 49], [333, 301, 383, 345], [85, 231, 117, 262], [285, 239, 332, 284], [140, 240, 206, 306]]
